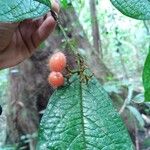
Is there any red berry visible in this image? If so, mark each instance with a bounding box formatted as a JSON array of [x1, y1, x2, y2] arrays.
[[48, 72, 64, 88], [48, 52, 67, 72]]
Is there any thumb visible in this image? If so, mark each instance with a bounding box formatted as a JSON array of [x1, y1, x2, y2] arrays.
[[0, 22, 18, 51]]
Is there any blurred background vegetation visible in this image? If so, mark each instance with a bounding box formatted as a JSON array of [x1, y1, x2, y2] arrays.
[[0, 0, 150, 149]]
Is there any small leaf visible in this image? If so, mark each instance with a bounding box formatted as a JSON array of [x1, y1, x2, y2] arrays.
[[127, 106, 145, 128], [103, 82, 120, 94], [110, 0, 150, 20], [132, 94, 145, 103], [0, 0, 50, 22], [37, 73, 134, 150], [143, 49, 150, 102]]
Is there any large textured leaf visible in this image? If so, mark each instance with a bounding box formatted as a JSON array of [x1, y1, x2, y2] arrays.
[[110, 0, 150, 20], [0, 0, 50, 22], [143, 49, 150, 102], [37, 73, 134, 150]]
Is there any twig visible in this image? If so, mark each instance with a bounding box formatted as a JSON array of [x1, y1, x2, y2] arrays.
[[50, 10, 76, 54], [119, 84, 133, 114], [134, 118, 140, 150], [50, 10, 83, 71]]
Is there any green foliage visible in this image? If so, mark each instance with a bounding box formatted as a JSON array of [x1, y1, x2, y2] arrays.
[[0, 0, 50, 22], [37, 72, 134, 150], [132, 94, 144, 103], [127, 106, 145, 128], [0, 145, 16, 150], [143, 48, 150, 102], [61, 0, 68, 8], [110, 0, 150, 20], [78, 0, 148, 81]]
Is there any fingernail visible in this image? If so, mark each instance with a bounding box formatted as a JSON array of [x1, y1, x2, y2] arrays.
[[52, 0, 60, 14]]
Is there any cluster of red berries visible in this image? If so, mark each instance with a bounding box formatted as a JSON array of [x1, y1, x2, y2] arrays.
[[48, 51, 66, 88]]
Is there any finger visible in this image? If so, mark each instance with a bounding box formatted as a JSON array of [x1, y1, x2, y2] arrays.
[[18, 19, 39, 55], [31, 16, 56, 48], [0, 23, 19, 51], [51, 0, 60, 14], [34, 12, 51, 27]]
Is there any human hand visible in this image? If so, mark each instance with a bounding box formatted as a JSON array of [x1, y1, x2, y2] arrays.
[[0, 0, 59, 69]]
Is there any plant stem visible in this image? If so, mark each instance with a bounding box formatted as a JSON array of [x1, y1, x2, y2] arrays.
[[50, 10, 83, 72], [119, 84, 133, 114], [50, 10, 76, 54]]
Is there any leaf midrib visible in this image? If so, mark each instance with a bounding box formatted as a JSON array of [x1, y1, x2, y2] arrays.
[[79, 81, 87, 149]]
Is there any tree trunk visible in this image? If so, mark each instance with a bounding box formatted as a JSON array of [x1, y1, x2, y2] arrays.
[[89, 0, 103, 58], [6, 4, 112, 149]]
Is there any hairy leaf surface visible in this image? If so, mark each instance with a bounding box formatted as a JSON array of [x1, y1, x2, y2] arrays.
[[110, 0, 150, 20], [0, 0, 50, 22], [37, 73, 134, 150]]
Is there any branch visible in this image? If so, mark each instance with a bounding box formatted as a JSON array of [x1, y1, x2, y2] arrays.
[[119, 85, 133, 114]]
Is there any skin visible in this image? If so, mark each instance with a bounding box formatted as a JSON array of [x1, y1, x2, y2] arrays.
[[0, 0, 60, 69]]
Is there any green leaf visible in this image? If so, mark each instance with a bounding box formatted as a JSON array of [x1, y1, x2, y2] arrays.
[[127, 106, 145, 128], [132, 93, 144, 103], [61, 0, 68, 8], [37, 73, 134, 150], [143, 49, 150, 102], [110, 0, 150, 20], [0, 0, 50, 22]]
